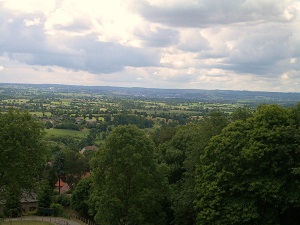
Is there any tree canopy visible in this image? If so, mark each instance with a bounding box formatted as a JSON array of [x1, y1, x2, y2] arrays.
[[155, 112, 229, 225], [0, 109, 47, 212], [195, 104, 300, 225], [90, 125, 168, 225], [71, 177, 92, 217]]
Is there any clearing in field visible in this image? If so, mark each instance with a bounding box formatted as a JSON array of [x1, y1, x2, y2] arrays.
[[45, 128, 88, 138]]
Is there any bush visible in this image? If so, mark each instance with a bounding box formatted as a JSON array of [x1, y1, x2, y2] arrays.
[[50, 203, 63, 217], [53, 194, 71, 207], [3, 192, 22, 218]]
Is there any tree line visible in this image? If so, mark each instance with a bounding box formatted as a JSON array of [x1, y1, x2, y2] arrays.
[[0, 103, 299, 225]]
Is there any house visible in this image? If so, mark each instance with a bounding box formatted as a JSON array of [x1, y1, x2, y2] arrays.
[[55, 179, 70, 194], [54, 172, 90, 194], [0, 191, 39, 214], [20, 192, 39, 212], [80, 145, 98, 154]]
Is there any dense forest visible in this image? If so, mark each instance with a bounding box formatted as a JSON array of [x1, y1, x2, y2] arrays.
[[0, 95, 300, 224]]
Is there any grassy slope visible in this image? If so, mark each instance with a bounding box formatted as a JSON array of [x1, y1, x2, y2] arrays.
[[45, 128, 88, 138]]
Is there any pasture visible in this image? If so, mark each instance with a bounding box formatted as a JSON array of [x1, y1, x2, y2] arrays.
[[45, 128, 88, 138]]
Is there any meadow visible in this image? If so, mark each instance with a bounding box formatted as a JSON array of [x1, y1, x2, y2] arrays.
[[45, 128, 89, 138]]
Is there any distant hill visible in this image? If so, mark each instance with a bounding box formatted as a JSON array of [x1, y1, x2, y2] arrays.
[[0, 83, 299, 106]]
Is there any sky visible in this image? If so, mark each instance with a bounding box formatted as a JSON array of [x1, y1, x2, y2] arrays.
[[0, 0, 300, 92]]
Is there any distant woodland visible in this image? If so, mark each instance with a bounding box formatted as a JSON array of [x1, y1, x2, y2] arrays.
[[0, 84, 299, 225]]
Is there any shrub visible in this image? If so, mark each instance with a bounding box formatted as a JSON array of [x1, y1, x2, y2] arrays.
[[50, 203, 63, 217]]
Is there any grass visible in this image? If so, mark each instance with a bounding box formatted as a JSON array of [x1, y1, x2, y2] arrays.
[[29, 112, 51, 117], [2, 221, 54, 225], [45, 128, 88, 138]]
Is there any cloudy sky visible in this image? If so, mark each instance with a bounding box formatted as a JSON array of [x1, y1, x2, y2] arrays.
[[0, 0, 300, 92]]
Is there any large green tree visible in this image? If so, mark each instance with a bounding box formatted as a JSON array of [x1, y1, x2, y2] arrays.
[[62, 149, 89, 189], [0, 109, 47, 212], [52, 148, 88, 192], [90, 125, 168, 225], [157, 112, 228, 225], [52, 150, 66, 194], [71, 177, 92, 217], [195, 104, 300, 225]]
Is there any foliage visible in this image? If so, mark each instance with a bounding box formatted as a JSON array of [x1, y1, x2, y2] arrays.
[[150, 125, 178, 147], [83, 149, 97, 161], [44, 121, 53, 129], [71, 178, 92, 217], [0, 109, 47, 205], [46, 136, 82, 152], [51, 151, 66, 194], [38, 183, 53, 208], [46, 164, 60, 190], [51, 148, 88, 191], [53, 194, 71, 207], [61, 149, 89, 189], [111, 114, 154, 129], [230, 106, 253, 122], [195, 104, 300, 225], [90, 125, 168, 225], [55, 123, 80, 131], [156, 112, 228, 225], [50, 203, 63, 217], [3, 190, 22, 218]]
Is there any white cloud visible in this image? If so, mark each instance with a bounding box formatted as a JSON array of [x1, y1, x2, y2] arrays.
[[44, 0, 143, 45], [0, 0, 300, 92], [24, 18, 41, 26], [290, 58, 297, 64], [1, 0, 56, 15], [281, 70, 300, 85], [177, 29, 210, 52]]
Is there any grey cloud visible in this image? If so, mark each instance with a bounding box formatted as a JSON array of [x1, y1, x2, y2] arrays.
[[178, 32, 210, 52], [53, 19, 92, 32], [65, 36, 160, 73], [134, 27, 179, 47], [13, 36, 160, 74], [132, 0, 293, 28], [163, 73, 198, 83], [0, 13, 47, 54], [0, 10, 160, 74], [1, 0, 300, 92], [221, 24, 295, 74]]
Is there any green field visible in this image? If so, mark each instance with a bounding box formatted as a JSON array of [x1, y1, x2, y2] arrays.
[[45, 128, 88, 138], [29, 112, 52, 117], [2, 221, 54, 225]]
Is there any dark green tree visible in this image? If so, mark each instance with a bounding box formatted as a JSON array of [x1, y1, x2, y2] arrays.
[[204, 111, 229, 134], [104, 114, 111, 123], [90, 125, 168, 225], [0, 109, 47, 210], [52, 150, 67, 194], [150, 125, 177, 147], [71, 178, 92, 217], [157, 117, 228, 225], [3, 189, 22, 217], [230, 106, 253, 122], [38, 182, 53, 208], [62, 149, 89, 189], [195, 104, 300, 225], [45, 120, 53, 129]]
